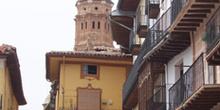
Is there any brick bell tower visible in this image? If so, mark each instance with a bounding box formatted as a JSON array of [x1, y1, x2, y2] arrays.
[[74, 0, 114, 51]]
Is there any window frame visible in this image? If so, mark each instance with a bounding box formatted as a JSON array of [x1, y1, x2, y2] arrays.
[[81, 64, 100, 80]]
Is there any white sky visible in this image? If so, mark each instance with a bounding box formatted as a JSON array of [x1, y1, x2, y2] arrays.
[[0, 0, 118, 109]]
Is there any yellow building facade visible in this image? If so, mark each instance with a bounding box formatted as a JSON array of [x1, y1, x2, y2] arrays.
[[46, 50, 132, 110], [0, 44, 26, 110], [45, 0, 133, 109]]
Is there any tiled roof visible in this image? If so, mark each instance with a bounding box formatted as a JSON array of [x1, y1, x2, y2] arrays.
[[77, 0, 113, 3], [47, 46, 132, 58], [47, 50, 132, 58], [0, 44, 27, 105], [0, 44, 16, 54]]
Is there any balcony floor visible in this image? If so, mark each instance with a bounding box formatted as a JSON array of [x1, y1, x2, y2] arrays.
[[169, 0, 219, 33], [176, 84, 220, 110]]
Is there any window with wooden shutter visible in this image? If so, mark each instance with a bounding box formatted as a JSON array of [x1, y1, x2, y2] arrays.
[[78, 89, 100, 110]]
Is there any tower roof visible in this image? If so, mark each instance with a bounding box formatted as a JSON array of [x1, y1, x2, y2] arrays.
[[77, 0, 113, 4]]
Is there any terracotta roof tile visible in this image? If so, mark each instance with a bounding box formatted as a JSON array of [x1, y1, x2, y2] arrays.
[[0, 44, 16, 54], [47, 50, 132, 58], [0, 44, 27, 105]]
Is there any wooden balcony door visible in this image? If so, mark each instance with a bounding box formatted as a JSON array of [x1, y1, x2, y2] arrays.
[[78, 89, 101, 110]]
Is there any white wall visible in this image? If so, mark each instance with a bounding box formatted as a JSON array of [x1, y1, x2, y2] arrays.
[[165, 47, 192, 109]]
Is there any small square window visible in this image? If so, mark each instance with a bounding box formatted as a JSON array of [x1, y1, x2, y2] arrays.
[[83, 64, 97, 75], [95, 7, 98, 10]]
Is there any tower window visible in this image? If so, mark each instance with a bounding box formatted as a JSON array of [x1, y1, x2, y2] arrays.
[[108, 24, 110, 31], [85, 22, 87, 29], [105, 23, 106, 30], [95, 7, 98, 10], [106, 9, 108, 12], [81, 23, 83, 30], [98, 22, 100, 29], [92, 21, 95, 29]]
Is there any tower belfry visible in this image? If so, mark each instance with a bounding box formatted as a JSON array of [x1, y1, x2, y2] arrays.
[[74, 0, 114, 51]]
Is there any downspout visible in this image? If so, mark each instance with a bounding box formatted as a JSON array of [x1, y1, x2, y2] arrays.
[[62, 56, 66, 110], [109, 14, 132, 31]]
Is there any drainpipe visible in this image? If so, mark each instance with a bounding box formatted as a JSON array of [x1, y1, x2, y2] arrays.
[[109, 14, 132, 31], [62, 56, 66, 110]]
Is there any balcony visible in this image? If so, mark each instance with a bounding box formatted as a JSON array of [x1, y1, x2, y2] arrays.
[[169, 53, 220, 110], [110, 10, 135, 53], [142, 7, 190, 62], [123, 0, 219, 109], [137, 6, 148, 38], [146, 0, 160, 19], [129, 29, 141, 55], [169, 0, 219, 32], [123, 3, 186, 108], [146, 87, 166, 110], [123, 43, 147, 109], [205, 8, 220, 65]]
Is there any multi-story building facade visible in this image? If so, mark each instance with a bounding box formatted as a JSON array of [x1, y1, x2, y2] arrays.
[[0, 44, 27, 110], [110, 0, 220, 110], [45, 0, 133, 110]]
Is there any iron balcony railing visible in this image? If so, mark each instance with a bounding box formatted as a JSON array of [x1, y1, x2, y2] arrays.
[[137, 6, 148, 34], [123, 0, 189, 103], [142, 0, 189, 59], [169, 53, 204, 110], [0, 94, 2, 110], [171, 0, 188, 23], [146, 86, 166, 110], [141, 7, 171, 58], [205, 7, 220, 54]]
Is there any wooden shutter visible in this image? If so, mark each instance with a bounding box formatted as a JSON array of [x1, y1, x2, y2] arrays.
[[78, 89, 100, 110]]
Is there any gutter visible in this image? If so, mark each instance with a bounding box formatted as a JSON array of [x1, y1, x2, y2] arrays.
[[109, 10, 135, 31]]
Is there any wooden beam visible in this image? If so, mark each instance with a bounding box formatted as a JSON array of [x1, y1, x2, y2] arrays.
[[174, 27, 197, 31], [188, 9, 211, 13], [184, 14, 207, 18], [177, 23, 200, 27], [191, 4, 215, 9], [180, 19, 203, 23], [195, 0, 219, 3]]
